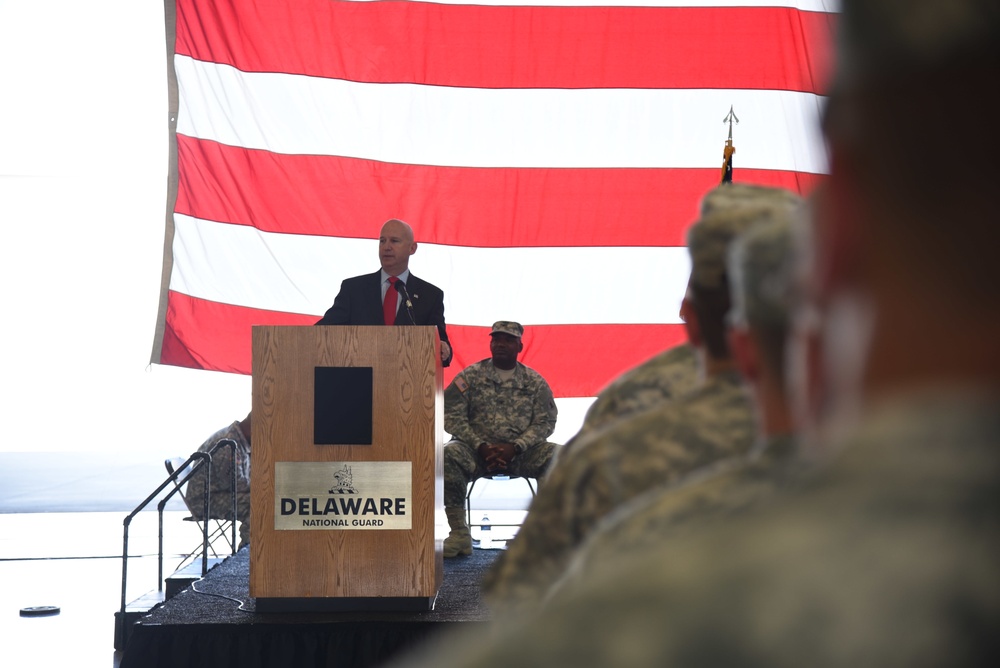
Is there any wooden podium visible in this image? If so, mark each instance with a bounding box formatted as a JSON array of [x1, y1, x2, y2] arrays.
[[249, 325, 444, 611]]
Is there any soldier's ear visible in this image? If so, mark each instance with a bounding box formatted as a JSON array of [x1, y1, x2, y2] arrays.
[[818, 153, 866, 301], [727, 327, 758, 383], [683, 308, 703, 349]]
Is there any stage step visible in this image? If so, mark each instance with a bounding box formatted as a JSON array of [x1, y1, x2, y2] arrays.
[[165, 557, 225, 599], [115, 557, 228, 651], [114, 589, 166, 650]]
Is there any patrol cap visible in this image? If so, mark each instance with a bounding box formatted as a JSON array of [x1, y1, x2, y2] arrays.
[[700, 183, 802, 217], [491, 321, 524, 338], [727, 211, 799, 330], [687, 186, 802, 290]]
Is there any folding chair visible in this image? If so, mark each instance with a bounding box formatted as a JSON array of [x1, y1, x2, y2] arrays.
[[466, 474, 536, 529], [164, 456, 237, 570]]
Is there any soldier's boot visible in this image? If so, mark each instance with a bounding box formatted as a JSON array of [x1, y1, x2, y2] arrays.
[[443, 507, 473, 558]]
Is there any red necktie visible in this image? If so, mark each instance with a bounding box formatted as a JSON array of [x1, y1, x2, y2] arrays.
[[383, 276, 398, 325]]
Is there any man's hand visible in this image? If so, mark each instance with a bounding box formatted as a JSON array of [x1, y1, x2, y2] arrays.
[[440, 340, 452, 364], [477, 442, 517, 474]]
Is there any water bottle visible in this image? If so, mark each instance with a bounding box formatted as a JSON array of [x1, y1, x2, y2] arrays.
[[480, 514, 493, 549]]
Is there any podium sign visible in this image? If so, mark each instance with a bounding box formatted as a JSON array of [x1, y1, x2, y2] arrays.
[[273, 461, 412, 530], [250, 325, 444, 611]]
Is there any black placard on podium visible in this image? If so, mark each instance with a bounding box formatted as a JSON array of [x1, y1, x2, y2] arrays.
[[314, 366, 373, 445]]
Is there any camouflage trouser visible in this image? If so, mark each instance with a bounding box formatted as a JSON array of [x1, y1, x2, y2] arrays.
[[444, 440, 559, 509]]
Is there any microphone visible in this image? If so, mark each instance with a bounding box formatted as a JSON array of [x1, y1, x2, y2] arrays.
[[394, 280, 417, 325]]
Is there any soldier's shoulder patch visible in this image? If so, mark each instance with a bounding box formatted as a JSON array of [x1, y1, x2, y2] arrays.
[[455, 375, 469, 393]]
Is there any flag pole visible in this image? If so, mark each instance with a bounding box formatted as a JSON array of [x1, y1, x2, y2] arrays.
[[721, 105, 739, 183]]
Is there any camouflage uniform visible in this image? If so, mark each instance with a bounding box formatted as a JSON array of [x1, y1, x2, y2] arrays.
[[562, 343, 698, 456], [482, 369, 754, 611], [549, 432, 805, 599], [483, 189, 799, 610], [562, 182, 797, 457], [183, 421, 251, 547], [444, 358, 558, 509], [388, 394, 1000, 668], [547, 199, 806, 601]]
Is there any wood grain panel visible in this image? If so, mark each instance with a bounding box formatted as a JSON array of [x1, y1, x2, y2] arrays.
[[249, 325, 443, 601]]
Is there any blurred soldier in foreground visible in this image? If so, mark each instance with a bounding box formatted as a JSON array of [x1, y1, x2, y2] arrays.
[[561, 341, 696, 459], [388, 1, 1000, 665], [561, 182, 801, 454], [482, 185, 800, 611], [549, 210, 812, 599], [442, 321, 558, 557]]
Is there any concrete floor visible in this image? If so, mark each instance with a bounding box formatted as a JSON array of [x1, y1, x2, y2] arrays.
[[0, 512, 224, 668]]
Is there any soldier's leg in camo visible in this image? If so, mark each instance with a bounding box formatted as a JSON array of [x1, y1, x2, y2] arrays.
[[509, 441, 559, 488], [443, 440, 483, 557]]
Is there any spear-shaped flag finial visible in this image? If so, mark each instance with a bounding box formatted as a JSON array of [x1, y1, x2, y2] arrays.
[[721, 105, 739, 183]]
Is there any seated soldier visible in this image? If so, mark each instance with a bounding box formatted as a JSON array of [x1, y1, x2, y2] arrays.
[[442, 321, 559, 558], [183, 413, 252, 549]]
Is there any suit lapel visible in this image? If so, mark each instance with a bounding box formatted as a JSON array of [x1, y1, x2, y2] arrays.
[[401, 274, 424, 323], [366, 271, 389, 325]]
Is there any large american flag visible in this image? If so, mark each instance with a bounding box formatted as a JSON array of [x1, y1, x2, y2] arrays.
[[152, 0, 834, 398]]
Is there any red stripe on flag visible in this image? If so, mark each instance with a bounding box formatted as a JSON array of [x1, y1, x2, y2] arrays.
[[175, 1, 834, 93], [450, 324, 689, 399], [161, 291, 318, 374], [176, 135, 824, 248], [160, 291, 686, 397]]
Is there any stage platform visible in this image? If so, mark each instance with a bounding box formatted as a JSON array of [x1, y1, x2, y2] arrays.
[[120, 546, 501, 668]]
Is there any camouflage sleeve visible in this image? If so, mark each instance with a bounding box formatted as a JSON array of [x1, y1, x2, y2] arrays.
[[513, 377, 558, 452], [444, 371, 485, 446], [483, 424, 613, 613], [551, 456, 748, 600], [481, 454, 577, 612], [577, 343, 698, 439]]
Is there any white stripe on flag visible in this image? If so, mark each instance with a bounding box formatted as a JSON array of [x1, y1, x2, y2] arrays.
[[170, 214, 691, 326], [175, 55, 828, 173]]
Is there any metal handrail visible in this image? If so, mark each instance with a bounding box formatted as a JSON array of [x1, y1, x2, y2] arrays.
[[119, 451, 211, 651], [118, 438, 246, 650], [157, 454, 211, 584], [156, 439, 240, 581]]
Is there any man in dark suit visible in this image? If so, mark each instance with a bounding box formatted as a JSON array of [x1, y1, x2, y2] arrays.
[[316, 218, 453, 366]]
